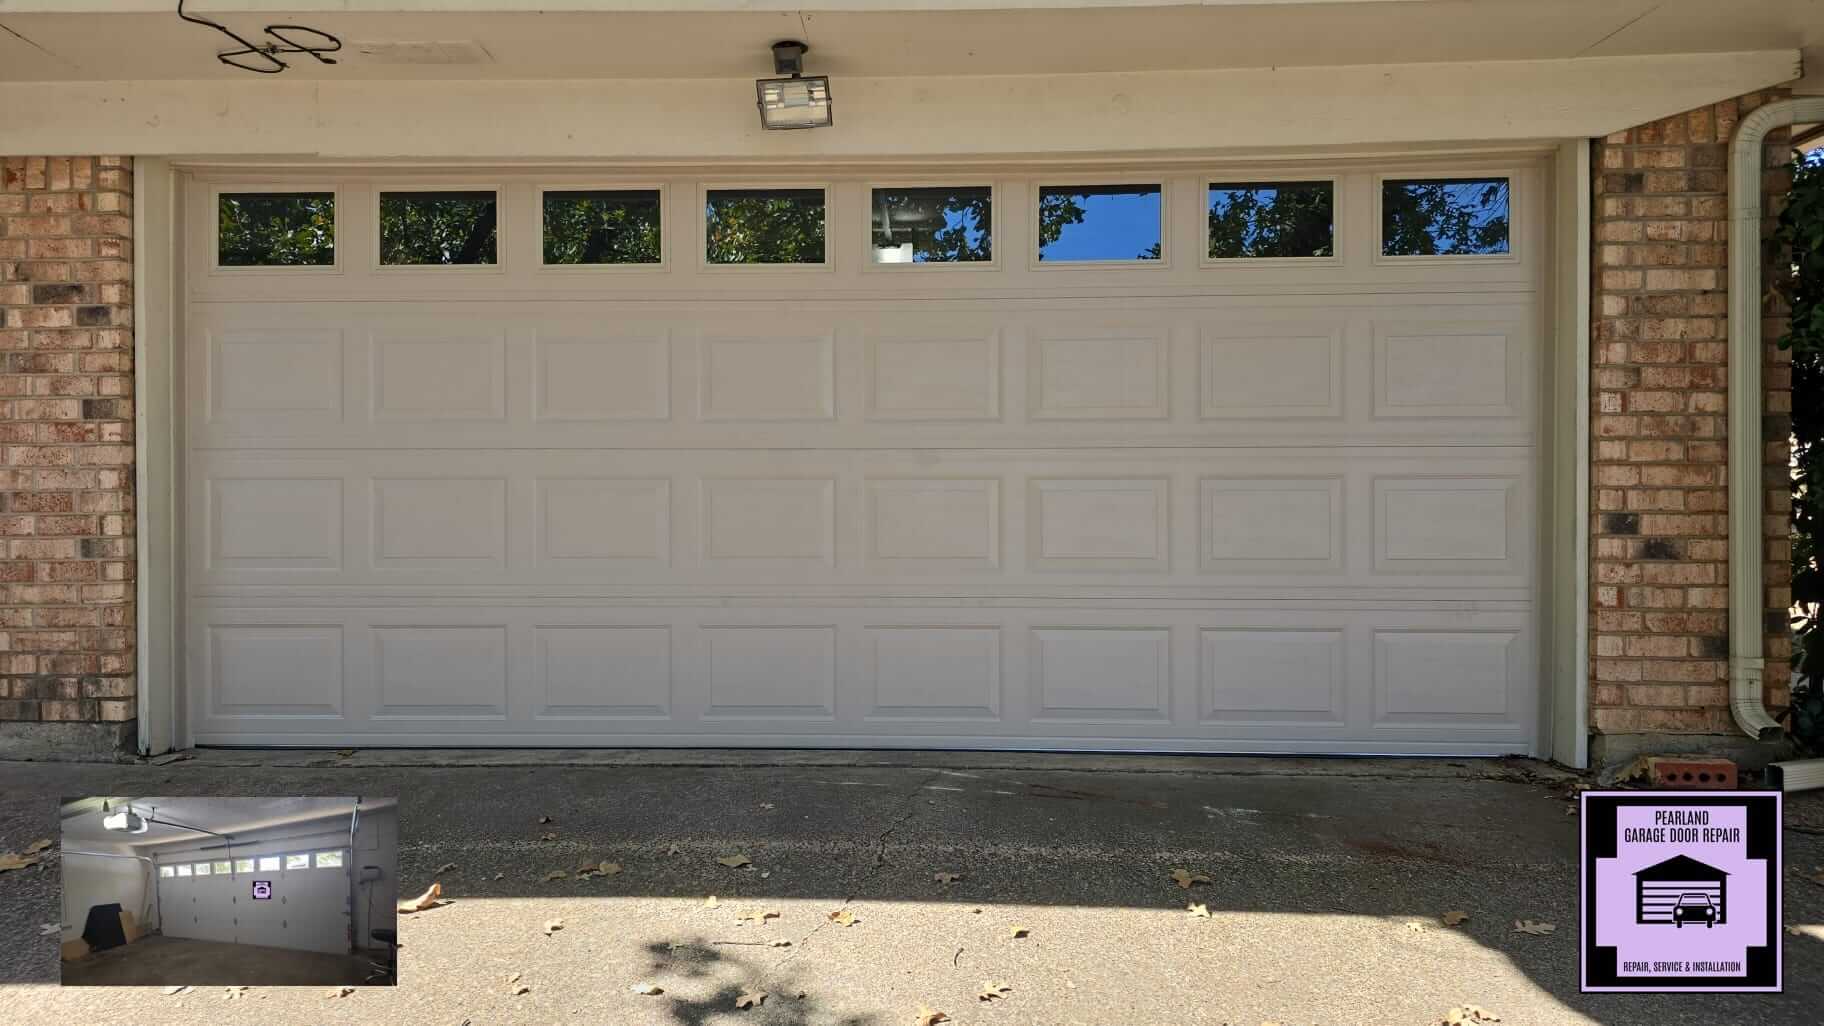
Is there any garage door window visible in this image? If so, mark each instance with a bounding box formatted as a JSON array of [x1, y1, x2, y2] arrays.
[[705, 188, 827, 265], [158, 865, 174, 878], [235, 858, 254, 873], [1380, 176, 1510, 256], [1206, 181, 1334, 260], [217, 190, 335, 268], [315, 850, 345, 868], [284, 853, 311, 870], [258, 855, 280, 872], [212, 860, 232, 875], [542, 188, 662, 266], [379, 189, 499, 266], [1036, 184, 1163, 263], [175, 864, 191, 877], [869, 186, 992, 265], [194, 862, 211, 876]]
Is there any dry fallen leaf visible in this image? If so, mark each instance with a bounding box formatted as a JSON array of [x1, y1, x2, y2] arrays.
[[325, 987, 354, 1000], [915, 1008, 951, 1026], [493, 872, 503, 881], [737, 909, 781, 925], [1512, 919, 1556, 936], [736, 989, 767, 1010], [435, 862, 456, 875], [1186, 902, 1211, 918], [827, 908, 860, 927], [0, 852, 40, 872], [1442, 911, 1470, 927], [630, 983, 664, 996], [542, 870, 568, 882], [223, 986, 248, 1001], [760, 802, 775, 810], [1442, 1005, 1501, 1025], [24, 839, 51, 855], [1008, 926, 1030, 939], [596, 861, 622, 876], [542, 918, 564, 936], [667, 844, 683, 856], [541, 832, 558, 841], [934, 871, 963, 884], [703, 894, 721, 908], [978, 981, 1012, 1002], [718, 854, 753, 869], [162, 986, 190, 996], [336, 749, 354, 758], [539, 815, 553, 824], [1405, 920, 1427, 933], [511, 985, 530, 997], [1170, 868, 1212, 890], [506, 972, 522, 984], [1809, 866, 1824, 887], [38, 923, 58, 936], [768, 938, 792, 947], [396, 882, 443, 913]]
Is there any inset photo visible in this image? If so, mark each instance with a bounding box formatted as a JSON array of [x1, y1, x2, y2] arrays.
[[57, 796, 397, 988]]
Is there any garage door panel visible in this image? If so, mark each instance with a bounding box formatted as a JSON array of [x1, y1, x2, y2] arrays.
[[186, 302, 1535, 451], [184, 167, 1544, 754], [187, 605, 1535, 748]]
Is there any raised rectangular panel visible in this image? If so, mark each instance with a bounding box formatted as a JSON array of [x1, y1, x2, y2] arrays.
[[703, 626, 835, 718], [1374, 324, 1518, 418], [537, 478, 669, 565], [534, 335, 669, 422], [868, 335, 1000, 421], [373, 626, 508, 717], [209, 478, 342, 570], [1029, 332, 1169, 420], [701, 335, 835, 421], [535, 626, 671, 717], [1375, 477, 1517, 572], [210, 330, 342, 424], [1200, 629, 1345, 724], [1030, 478, 1168, 571], [867, 626, 1001, 719], [372, 478, 507, 568], [1374, 630, 1517, 724], [209, 625, 343, 716], [372, 332, 506, 421], [1200, 328, 1342, 419], [1201, 478, 1342, 572], [702, 478, 835, 564], [867, 479, 999, 570], [1031, 628, 1170, 721]]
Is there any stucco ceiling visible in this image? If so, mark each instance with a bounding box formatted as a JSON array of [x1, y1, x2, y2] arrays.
[[0, 1, 1817, 91], [59, 796, 393, 849]]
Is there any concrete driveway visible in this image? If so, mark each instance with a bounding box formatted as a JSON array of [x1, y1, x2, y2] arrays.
[[2, 752, 1821, 1026]]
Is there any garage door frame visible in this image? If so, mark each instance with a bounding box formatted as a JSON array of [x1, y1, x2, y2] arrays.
[[131, 144, 1591, 764]]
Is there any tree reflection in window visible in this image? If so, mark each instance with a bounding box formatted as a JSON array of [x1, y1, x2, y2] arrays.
[[1037, 185, 1162, 262], [1207, 181, 1333, 259], [1382, 177, 1510, 256], [543, 189, 661, 265], [870, 187, 991, 263], [706, 188, 826, 264], [218, 192, 335, 266], [379, 190, 498, 265]]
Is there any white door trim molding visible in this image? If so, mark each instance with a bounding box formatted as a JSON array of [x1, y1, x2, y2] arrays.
[[134, 156, 180, 756], [1546, 139, 1591, 768], [1726, 96, 1824, 740]]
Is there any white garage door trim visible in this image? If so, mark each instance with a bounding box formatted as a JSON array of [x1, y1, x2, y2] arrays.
[[135, 149, 1587, 759]]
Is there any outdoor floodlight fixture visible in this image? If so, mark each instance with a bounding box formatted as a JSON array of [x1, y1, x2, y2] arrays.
[[757, 40, 832, 131]]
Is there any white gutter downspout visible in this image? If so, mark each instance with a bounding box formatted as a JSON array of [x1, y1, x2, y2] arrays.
[[1728, 96, 1824, 739]]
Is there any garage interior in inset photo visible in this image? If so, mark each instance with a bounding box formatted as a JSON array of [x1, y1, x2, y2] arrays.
[[57, 796, 397, 987]]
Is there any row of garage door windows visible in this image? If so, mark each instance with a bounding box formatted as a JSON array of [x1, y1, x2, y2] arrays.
[[215, 177, 1513, 269], [158, 849, 345, 878]]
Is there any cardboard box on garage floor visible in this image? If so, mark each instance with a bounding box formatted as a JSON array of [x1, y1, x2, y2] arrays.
[[119, 910, 142, 943], [60, 937, 89, 962]]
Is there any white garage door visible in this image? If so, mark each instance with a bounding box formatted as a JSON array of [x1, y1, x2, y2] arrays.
[[182, 163, 1544, 753]]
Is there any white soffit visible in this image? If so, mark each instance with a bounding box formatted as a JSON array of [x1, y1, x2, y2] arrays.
[[0, 51, 1800, 159]]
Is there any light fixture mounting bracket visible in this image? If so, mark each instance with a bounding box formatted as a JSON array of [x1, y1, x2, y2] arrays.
[[771, 40, 809, 77]]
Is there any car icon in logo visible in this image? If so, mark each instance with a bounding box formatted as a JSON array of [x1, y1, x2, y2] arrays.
[[1672, 893, 1718, 928]]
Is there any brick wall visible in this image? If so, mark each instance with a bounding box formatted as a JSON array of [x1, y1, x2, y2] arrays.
[[0, 156, 136, 753], [1589, 92, 1792, 737]]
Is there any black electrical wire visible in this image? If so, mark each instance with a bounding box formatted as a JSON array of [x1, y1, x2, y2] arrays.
[[177, 0, 341, 75]]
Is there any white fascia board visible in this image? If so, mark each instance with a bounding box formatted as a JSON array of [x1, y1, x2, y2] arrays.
[[0, 50, 1798, 160]]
